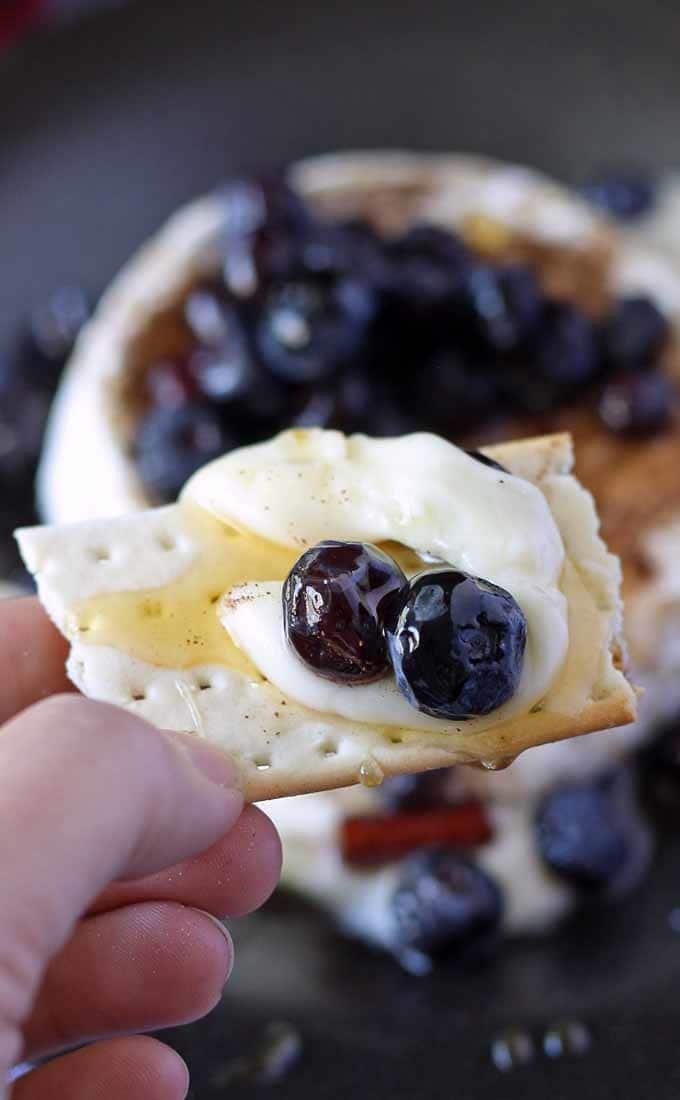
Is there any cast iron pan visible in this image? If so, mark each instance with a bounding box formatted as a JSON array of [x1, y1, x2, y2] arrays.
[[2, 2, 680, 1096]]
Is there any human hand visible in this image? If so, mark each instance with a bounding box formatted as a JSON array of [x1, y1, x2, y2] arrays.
[[0, 598, 282, 1099]]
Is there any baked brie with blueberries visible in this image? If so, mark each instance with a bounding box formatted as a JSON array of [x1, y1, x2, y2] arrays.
[[32, 149, 680, 964]]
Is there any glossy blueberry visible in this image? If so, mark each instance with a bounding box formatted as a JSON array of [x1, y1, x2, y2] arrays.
[[391, 850, 503, 959], [30, 285, 90, 364], [135, 402, 235, 502], [219, 176, 311, 298], [532, 302, 600, 389], [255, 275, 377, 384], [581, 172, 655, 221], [283, 541, 407, 684], [535, 770, 651, 895], [603, 296, 669, 370], [465, 449, 509, 473], [381, 768, 454, 812], [387, 569, 527, 720], [637, 717, 680, 826], [384, 225, 471, 313], [457, 264, 542, 355], [598, 370, 674, 435]]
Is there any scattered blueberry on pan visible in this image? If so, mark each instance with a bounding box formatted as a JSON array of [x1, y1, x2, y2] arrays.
[[598, 371, 674, 436], [581, 171, 656, 221], [535, 769, 652, 897], [602, 296, 670, 371], [283, 541, 408, 683], [387, 570, 527, 720], [391, 850, 503, 964]]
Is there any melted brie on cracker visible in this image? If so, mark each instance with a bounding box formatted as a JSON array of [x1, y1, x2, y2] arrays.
[[17, 429, 636, 800]]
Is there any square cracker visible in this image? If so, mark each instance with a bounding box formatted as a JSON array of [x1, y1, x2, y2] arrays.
[[17, 433, 636, 801]]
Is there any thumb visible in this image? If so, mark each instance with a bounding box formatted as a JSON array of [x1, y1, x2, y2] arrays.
[[0, 695, 242, 1076]]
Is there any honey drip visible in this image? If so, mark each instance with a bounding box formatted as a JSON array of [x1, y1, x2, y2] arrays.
[[71, 505, 424, 677]]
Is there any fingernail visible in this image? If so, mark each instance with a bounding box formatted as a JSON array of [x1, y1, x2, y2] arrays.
[[191, 908, 235, 982], [166, 731, 241, 790]]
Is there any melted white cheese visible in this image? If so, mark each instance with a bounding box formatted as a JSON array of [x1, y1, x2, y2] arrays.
[[184, 430, 569, 730], [221, 579, 566, 733]]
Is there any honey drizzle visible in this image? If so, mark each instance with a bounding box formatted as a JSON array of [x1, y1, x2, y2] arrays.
[[72, 510, 427, 675]]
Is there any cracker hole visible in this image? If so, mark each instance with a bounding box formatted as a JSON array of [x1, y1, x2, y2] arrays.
[[209, 593, 221, 605], [156, 533, 177, 552], [253, 755, 272, 770], [90, 547, 110, 563], [319, 740, 338, 757], [196, 676, 212, 691], [130, 689, 147, 702], [389, 735, 404, 744]]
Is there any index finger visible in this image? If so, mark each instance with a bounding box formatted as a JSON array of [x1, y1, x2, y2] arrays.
[[0, 596, 73, 723]]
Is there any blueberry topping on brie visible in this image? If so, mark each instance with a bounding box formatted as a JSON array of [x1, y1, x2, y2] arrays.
[[282, 540, 407, 684], [386, 570, 527, 720]]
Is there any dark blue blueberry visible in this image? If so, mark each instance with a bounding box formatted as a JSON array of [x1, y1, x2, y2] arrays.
[[298, 219, 391, 291], [581, 173, 655, 221], [532, 302, 600, 390], [637, 717, 680, 827], [30, 285, 90, 364], [387, 569, 527, 720], [219, 176, 311, 298], [457, 264, 542, 355], [535, 770, 651, 895], [255, 275, 377, 384], [603, 296, 669, 371], [465, 449, 509, 473], [598, 370, 674, 435], [391, 850, 503, 960], [188, 303, 256, 403], [381, 768, 454, 812], [135, 402, 235, 502], [384, 225, 471, 314], [283, 541, 407, 684], [413, 347, 501, 434]]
